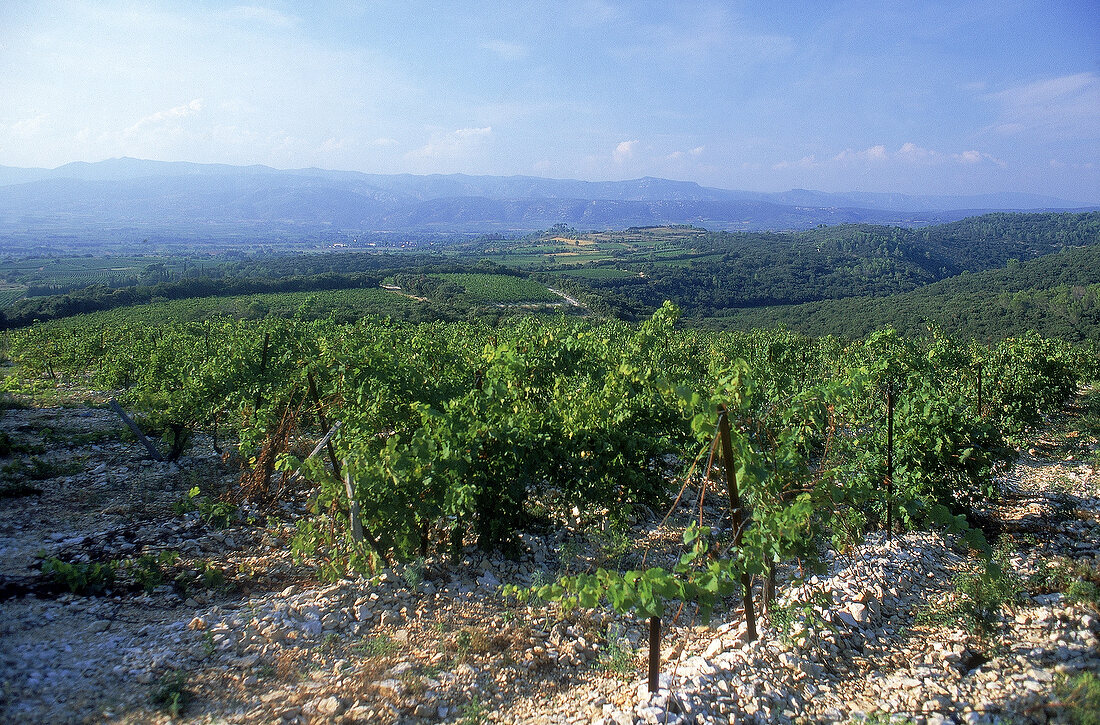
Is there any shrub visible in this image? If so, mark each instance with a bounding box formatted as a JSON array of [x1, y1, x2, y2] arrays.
[[42, 558, 117, 595]]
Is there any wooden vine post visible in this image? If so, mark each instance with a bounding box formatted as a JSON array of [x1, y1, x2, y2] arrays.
[[107, 398, 164, 461], [647, 615, 661, 693], [342, 460, 365, 545], [306, 372, 342, 481], [885, 382, 895, 541], [717, 403, 757, 642]]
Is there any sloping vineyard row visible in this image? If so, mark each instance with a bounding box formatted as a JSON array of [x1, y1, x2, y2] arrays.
[[5, 306, 1096, 622]]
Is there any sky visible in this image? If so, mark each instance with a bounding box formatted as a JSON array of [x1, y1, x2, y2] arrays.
[[0, 1, 1098, 201]]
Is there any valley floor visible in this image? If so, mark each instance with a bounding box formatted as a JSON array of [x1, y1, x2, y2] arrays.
[[0, 392, 1098, 724]]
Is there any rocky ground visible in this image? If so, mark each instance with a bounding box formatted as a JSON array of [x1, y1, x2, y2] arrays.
[[1, 388, 1098, 724]]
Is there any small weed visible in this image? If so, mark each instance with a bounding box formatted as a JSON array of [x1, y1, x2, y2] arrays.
[[42, 557, 118, 595], [917, 541, 1022, 640], [402, 558, 425, 589], [151, 669, 191, 718], [3, 456, 81, 481], [1053, 670, 1100, 725], [766, 590, 834, 646], [319, 632, 340, 652], [1027, 556, 1100, 606], [454, 629, 472, 657], [530, 569, 552, 589], [853, 714, 917, 725], [174, 487, 238, 528], [598, 624, 637, 679], [458, 696, 487, 725], [200, 561, 226, 590], [354, 634, 400, 657], [558, 539, 582, 573], [591, 520, 632, 566], [124, 551, 180, 593], [201, 631, 216, 657], [173, 560, 226, 597], [172, 488, 199, 516], [1066, 580, 1099, 607]]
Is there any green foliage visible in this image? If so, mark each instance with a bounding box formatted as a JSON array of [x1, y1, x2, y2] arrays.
[[42, 557, 118, 595], [1033, 556, 1100, 607], [1055, 671, 1100, 725], [151, 669, 191, 718], [1066, 579, 1100, 607], [767, 590, 834, 646], [509, 524, 745, 621], [8, 297, 1088, 618], [173, 559, 227, 595], [458, 696, 487, 725], [1, 455, 82, 481], [597, 624, 637, 679], [402, 558, 425, 589], [353, 634, 400, 657], [175, 487, 238, 528], [124, 550, 180, 593], [917, 542, 1022, 640]]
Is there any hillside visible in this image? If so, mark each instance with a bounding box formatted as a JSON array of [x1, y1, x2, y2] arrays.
[[707, 244, 1100, 342], [535, 213, 1100, 324], [2, 314, 1098, 724]]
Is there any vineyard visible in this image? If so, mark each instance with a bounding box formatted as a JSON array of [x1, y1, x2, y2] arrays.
[[2, 306, 1100, 723], [436, 274, 560, 305], [6, 306, 1094, 582]]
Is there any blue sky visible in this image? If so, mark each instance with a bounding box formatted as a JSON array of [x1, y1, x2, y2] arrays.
[[1, 1, 1097, 200]]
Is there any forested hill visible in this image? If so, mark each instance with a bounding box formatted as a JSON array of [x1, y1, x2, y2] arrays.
[[706, 244, 1100, 342], [549, 212, 1100, 319]]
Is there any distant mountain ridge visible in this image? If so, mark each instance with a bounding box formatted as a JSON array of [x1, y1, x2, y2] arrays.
[[0, 159, 1095, 250]]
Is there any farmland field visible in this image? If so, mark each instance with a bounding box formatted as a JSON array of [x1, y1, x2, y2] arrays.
[[438, 273, 559, 304], [39, 287, 420, 327]]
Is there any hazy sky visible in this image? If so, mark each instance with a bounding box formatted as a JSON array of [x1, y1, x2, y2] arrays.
[[1, 1, 1097, 200]]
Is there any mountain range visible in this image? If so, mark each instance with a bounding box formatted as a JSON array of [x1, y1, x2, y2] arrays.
[[0, 158, 1095, 251]]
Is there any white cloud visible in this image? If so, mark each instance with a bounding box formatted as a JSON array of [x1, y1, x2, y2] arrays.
[[224, 5, 295, 28], [832, 145, 887, 162], [125, 99, 204, 134], [778, 143, 1003, 171], [896, 142, 937, 161], [406, 126, 492, 159], [7, 114, 49, 137], [952, 150, 1005, 166], [613, 139, 638, 163], [986, 72, 1100, 139], [666, 145, 704, 161], [772, 155, 817, 170], [479, 40, 528, 61], [370, 137, 400, 147]]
